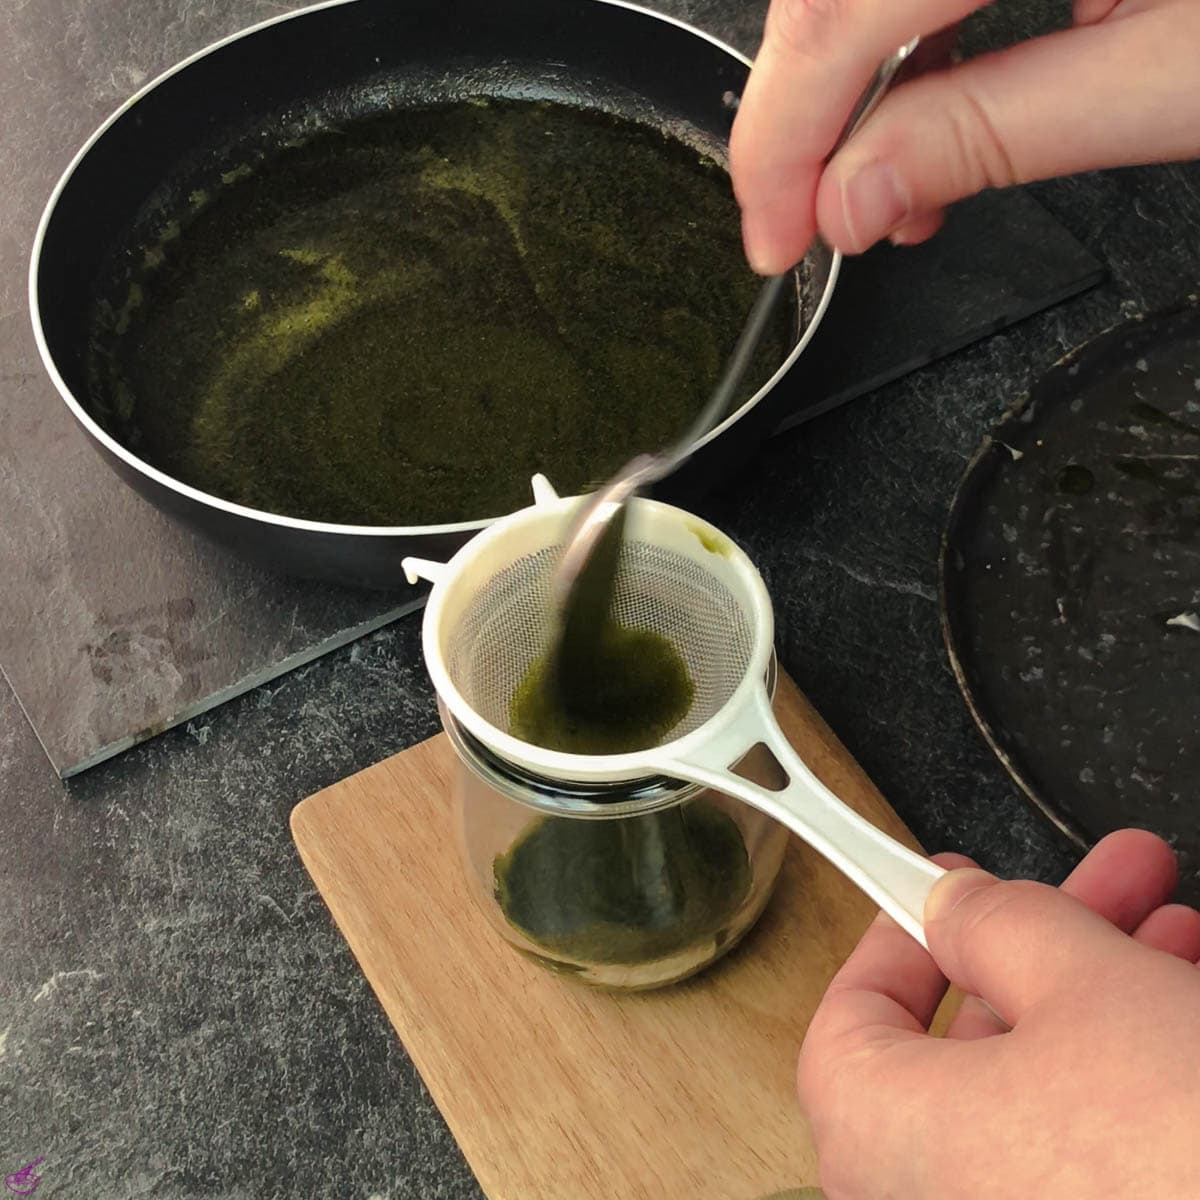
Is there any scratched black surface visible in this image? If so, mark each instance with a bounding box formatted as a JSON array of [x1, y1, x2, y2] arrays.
[[3, 0, 1200, 1196], [944, 305, 1200, 894]]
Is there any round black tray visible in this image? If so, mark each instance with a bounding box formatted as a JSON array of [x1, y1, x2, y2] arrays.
[[941, 304, 1200, 892]]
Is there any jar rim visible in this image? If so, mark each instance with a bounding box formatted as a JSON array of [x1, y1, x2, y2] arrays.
[[439, 653, 777, 820], [443, 706, 703, 819]]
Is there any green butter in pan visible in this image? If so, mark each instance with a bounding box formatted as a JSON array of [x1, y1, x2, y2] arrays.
[[88, 98, 793, 526]]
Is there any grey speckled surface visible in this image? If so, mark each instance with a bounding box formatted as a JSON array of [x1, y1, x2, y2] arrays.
[[0, 0, 427, 780], [3, 0, 1200, 1195]]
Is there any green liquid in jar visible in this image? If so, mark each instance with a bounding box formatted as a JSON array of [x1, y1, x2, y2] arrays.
[[499, 622, 753, 973], [493, 799, 752, 968]]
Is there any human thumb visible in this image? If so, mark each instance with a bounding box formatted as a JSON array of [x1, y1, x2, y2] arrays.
[[923, 868, 1141, 1027], [815, 12, 1200, 254]]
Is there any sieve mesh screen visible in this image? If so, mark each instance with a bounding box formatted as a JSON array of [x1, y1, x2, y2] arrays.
[[443, 539, 756, 746]]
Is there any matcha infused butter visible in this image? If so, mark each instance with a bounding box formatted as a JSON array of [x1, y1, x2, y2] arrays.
[[485, 620, 763, 986], [88, 98, 791, 528]]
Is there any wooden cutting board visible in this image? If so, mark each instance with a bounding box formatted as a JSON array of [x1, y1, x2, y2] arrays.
[[291, 672, 926, 1200]]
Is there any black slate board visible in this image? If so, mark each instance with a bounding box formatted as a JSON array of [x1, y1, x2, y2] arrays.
[[941, 304, 1200, 894], [771, 188, 1106, 430]]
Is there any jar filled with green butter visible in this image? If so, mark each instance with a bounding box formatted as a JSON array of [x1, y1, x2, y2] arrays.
[[442, 657, 789, 991]]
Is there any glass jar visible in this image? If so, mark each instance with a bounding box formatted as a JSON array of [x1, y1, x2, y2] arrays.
[[440, 659, 789, 991]]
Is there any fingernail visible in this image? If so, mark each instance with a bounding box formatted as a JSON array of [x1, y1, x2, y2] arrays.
[[841, 161, 909, 250], [741, 207, 783, 275], [924, 868, 996, 923]]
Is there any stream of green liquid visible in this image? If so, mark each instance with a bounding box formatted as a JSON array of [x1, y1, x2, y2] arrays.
[[508, 622, 694, 755], [498, 624, 751, 970]]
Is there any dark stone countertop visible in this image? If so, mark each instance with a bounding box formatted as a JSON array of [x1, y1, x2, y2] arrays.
[[3, 0, 1199, 1195]]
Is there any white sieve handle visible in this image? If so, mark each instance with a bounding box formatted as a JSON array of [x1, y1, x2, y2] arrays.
[[644, 683, 945, 947]]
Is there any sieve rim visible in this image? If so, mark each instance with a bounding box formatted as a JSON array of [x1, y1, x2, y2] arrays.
[[441, 652, 778, 816], [442, 699, 705, 817], [422, 494, 775, 784]]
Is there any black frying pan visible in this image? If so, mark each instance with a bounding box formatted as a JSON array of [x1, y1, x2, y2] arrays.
[[30, 0, 838, 589]]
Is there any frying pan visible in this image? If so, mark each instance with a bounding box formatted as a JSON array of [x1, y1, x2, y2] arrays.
[[30, 0, 838, 590]]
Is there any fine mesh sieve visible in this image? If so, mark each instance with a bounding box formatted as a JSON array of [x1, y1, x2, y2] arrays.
[[443, 539, 757, 745], [404, 475, 946, 947], [404, 474, 775, 785]]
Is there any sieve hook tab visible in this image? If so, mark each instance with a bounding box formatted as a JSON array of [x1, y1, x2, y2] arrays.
[[530, 474, 560, 506], [402, 557, 448, 586]]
